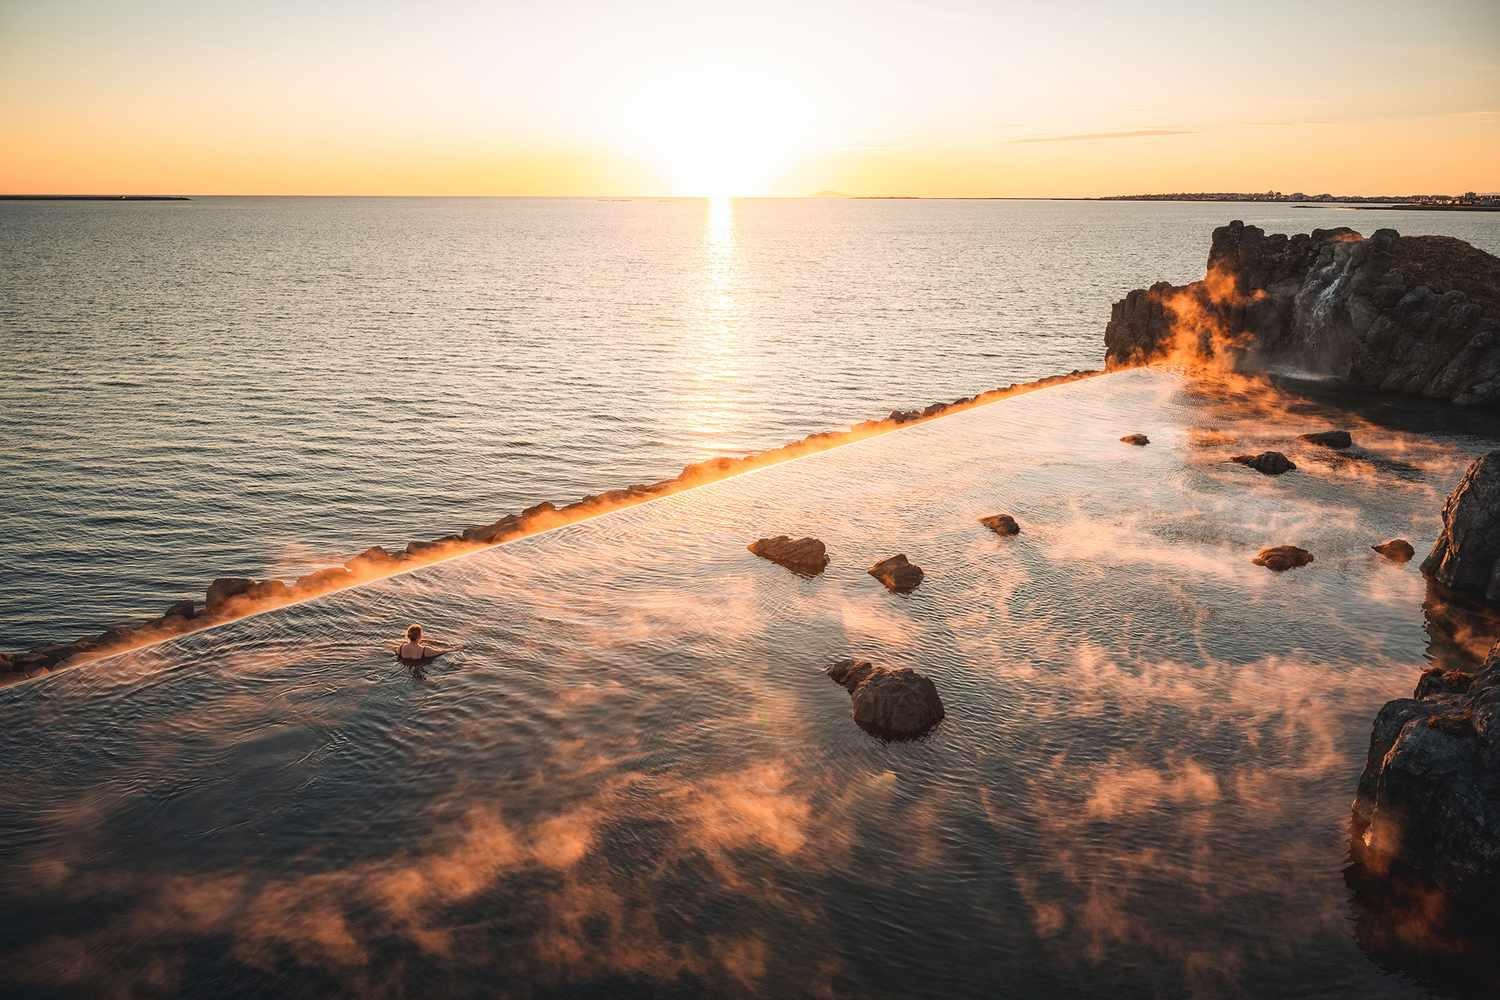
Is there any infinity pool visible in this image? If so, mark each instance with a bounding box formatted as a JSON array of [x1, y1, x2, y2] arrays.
[[3, 368, 1496, 998]]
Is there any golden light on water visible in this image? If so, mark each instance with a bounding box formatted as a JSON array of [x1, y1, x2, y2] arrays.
[[680, 196, 743, 446]]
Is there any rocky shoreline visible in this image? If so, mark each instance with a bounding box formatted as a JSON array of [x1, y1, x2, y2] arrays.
[[0, 369, 1097, 686], [1104, 221, 1500, 408]]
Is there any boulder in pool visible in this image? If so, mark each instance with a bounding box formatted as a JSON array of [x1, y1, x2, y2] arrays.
[[1372, 539, 1415, 563], [206, 577, 256, 611], [1232, 451, 1296, 476], [979, 514, 1020, 536], [748, 536, 829, 576], [1351, 639, 1500, 917], [1421, 451, 1500, 603], [1300, 429, 1353, 449], [1252, 545, 1314, 571], [869, 554, 924, 593], [1120, 433, 1150, 446], [826, 658, 945, 739]]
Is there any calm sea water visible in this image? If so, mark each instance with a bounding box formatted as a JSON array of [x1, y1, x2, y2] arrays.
[[3, 369, 1497, 997], [1, 197, 1496, 647]]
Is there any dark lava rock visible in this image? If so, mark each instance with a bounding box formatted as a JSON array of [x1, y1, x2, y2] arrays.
[[1120, 433, 1150, 446], [1351, 639, 1500, 917], [869, 554, 924, 593], [345, 546, 397, 574], [826, 658, 945, 739], [748, 536, 830, 576], [1232, 451, 1297, 476], [294, 566, 353, 595], [1372, 539, 1416, 563], [164, 599, 197, 620], [406, 535, 463, 559], [462, 516, 519, 543], [1421, 451, 1500, 603], [0, 652, 14, 673], [1301, 429, 1353, 449], [1104, 221, 1500, 407], [1252, 545, 1315, 571], [979, 514, 1020, 536], [888, 408, 922, 424], [206, 577, 256, 611]]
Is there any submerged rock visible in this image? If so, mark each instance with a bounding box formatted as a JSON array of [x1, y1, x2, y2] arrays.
[[1302, 429, 1354, 449], [164, 600, 197, 620], [206, 577, 255, 611], [979, 514, 1020, 536], [1232, 451, 1297, 476], [1421, 452, 1500, 603], [826, 658, 945, 739], [1252, 545, 1314, 571], [1120, 433, 1150, 446], [1104, 222, 1500, 407], [748, 536, 830, 576], [1351, 640, 1500, 917], [1372, 539, 1416, 563], [869, 554, 924, 593]]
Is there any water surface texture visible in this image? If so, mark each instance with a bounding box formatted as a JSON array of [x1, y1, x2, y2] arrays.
[[3, 369, 1497, 998], [2, 197, 1498, 645]]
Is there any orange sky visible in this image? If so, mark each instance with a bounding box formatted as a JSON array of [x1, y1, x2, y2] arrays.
[[3, 1, 1497, 197]]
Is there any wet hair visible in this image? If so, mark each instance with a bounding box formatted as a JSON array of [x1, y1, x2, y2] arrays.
[[406, 624, 423, 642]]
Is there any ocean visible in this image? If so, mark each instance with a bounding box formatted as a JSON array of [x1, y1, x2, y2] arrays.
[[2, 196, 1496, 647]]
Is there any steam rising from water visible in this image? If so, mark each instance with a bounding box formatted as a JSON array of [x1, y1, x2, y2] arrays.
[[2, 368, 1496, 997]]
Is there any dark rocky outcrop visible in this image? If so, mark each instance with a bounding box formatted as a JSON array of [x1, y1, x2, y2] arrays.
[[1120, 433, 1150, 446], [826, 658, 945, 739], [1301, 429, 1353, 449], [869, 554, 924, 593], [1351, 640, 1500, 917], [1252, 545, 1314, 571], [1373, 539, 1416, 563], [205, 577, 256, 612], [1104, 221, 1500, 408], [979, 514, 1020, 536], [1232, 451, 1296, 475], [748, 536, 830, 576], [164, 600, 197, 620], [1421, 452, 1500, 603]]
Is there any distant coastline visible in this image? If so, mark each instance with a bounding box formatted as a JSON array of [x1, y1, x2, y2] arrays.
[[1098, 191, 1499, 210], [0, 194, 190, 201]]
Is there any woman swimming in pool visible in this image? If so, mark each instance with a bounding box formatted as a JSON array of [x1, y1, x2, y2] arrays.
[[396, 624, 452, 662]]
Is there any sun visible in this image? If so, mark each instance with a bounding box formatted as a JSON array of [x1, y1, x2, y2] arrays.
[[617, 64, 814, 197]]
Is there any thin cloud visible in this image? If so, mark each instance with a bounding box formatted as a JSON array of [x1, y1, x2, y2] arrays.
[[1009, 128, 1193, 144]]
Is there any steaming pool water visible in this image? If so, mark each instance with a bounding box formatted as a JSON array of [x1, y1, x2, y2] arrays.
[[3, 368, 1497, 999]]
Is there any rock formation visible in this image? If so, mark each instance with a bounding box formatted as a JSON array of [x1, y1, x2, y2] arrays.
[[1351, 639, 1500, 917], [826, 658, 945, 739], [869, 554, 924, 593], [1372, 539, 1416, 563], [1120, 433, 1150, 446], [1252, 545, 1314, 571], [748, 536, 830, 576], [979, 514, 1020, 535], [1232, 451, 1296, 475], [1301, 430, 1353, 449], [1421, 452, 1500, 602], [1104, 221, 1500, 408]]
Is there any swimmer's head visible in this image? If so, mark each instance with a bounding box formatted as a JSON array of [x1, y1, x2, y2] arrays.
[[406, 624, 423, 642]]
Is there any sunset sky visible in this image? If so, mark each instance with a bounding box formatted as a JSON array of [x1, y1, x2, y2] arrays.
[[3, 0, 1497, 197]]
